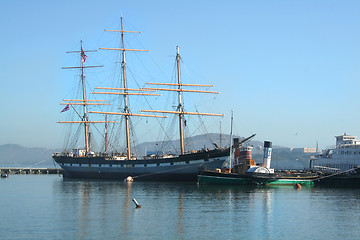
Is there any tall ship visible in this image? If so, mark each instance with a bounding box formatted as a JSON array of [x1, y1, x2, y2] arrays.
[[310, 134, 360, 172], [52, 16, 228, 181]]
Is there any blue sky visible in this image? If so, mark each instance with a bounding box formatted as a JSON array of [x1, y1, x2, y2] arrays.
[[1, 0, 360, 150]]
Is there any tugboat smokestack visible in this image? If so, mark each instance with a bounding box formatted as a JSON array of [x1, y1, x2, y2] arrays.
[[262, 141, 272, 169]]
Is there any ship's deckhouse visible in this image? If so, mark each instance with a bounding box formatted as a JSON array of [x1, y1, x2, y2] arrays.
[[336, 134, 360, 147]]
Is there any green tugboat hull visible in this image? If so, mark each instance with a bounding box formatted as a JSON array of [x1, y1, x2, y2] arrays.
[[198, 170, 318, 186], [251, 171, 318, 186], [198, 170, 251, 185], [263, 178, 314, 186], [198, 174, 250, 185]]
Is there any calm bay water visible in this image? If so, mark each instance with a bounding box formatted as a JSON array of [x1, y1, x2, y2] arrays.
[[1, 175, 360, 239]]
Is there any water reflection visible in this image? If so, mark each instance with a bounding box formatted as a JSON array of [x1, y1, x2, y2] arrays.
[[177, 191, 184, 238], [123, 181, 132, 235], [79, 182, 90, 240], [195, 184, 282, 239], [58, 179, 129, 239], [258, 188, 273, 239], [54, 179, 360, 239], [7, 175, 360, 239]]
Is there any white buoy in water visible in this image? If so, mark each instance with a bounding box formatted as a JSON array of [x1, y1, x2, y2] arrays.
[[126, 176, 133, 182], [132, 198, 142, 208]]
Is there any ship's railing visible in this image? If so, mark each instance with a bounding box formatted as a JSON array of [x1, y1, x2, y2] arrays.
[[312, 165, 340, 172], [52, 152, 106, 158], [52, 148, 222, 160], [337, 144, 360, 149], [52, 152, 70, 157]]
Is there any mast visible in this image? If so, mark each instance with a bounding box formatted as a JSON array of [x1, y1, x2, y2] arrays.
[[80, 37, 90, 153], [176, 46, 185, 155], [119, 15, 132, 160], [92, 14, 165, 160], [59, 38, 109, 154], [229, 111, 233, 172], [91, 19, 221, 157], [220, 121, 222, 148], [141, 46, 223, 155], [105, 115, 108, 154]]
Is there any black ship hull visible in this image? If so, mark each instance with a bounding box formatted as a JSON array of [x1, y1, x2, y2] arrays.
[[53, 148, 228, 181], [314, 173, 360, 187]]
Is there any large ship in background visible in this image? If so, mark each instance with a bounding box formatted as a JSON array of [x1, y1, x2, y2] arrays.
[[310, 134, 360, 187], [52, 15, 228, 181], [310, 134, 360, 172]]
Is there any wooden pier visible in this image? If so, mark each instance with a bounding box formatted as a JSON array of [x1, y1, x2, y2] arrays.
[[0, 167, 63, 175]]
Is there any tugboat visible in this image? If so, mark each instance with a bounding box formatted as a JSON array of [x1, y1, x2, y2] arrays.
[[198, 135, 256, 185], [199, 139, 318, 186], [249, 141, 318, 186]]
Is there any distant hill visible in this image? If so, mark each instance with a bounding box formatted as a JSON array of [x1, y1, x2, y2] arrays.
[[0, 144, 55, 167], [252, 151, 312, 170], [135, 133, 264, 155], [135, 133, 312, 170], [0, 134, 313, 169]]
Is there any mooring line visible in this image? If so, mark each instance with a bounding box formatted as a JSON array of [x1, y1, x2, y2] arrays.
[[315, 166, 360, 181]]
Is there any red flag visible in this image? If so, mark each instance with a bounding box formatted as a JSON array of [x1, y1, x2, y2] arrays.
[[61, 104, 70, 113], [81, 51, 87, 63]]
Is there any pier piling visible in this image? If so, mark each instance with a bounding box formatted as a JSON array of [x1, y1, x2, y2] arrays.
[[0, 167, 63, 175]]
